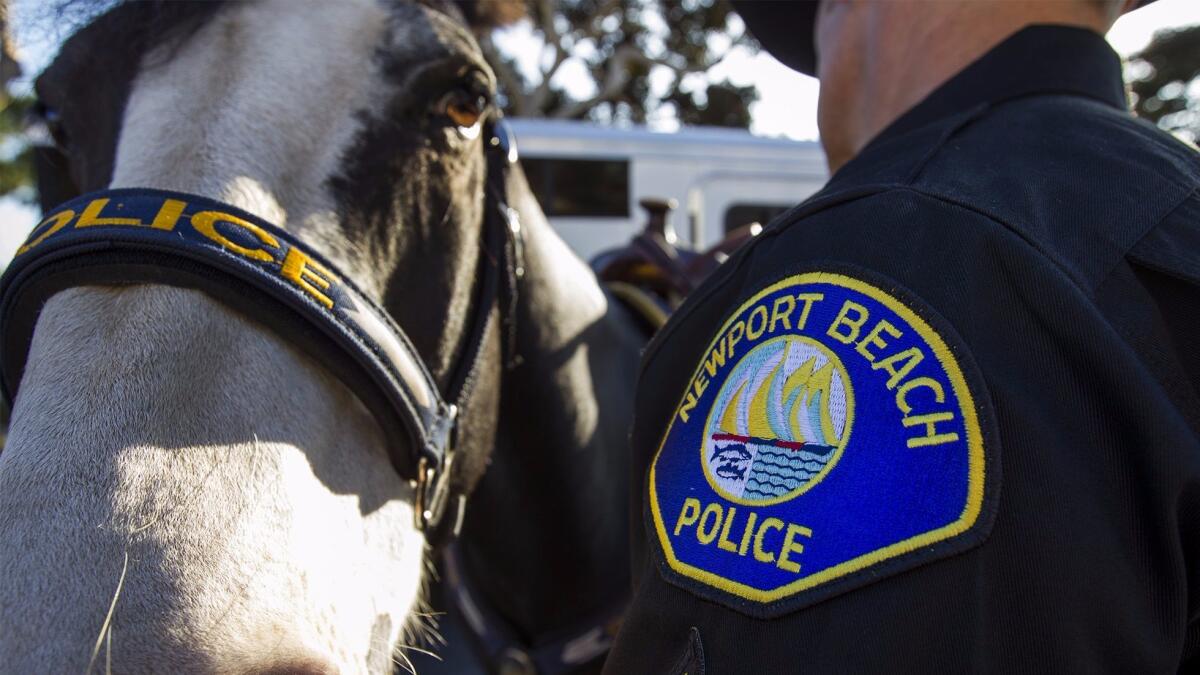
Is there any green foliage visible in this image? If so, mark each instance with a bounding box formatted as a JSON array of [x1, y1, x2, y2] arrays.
[[668, 79, 757, 128], [0, 93, 35, 201], [483, 0, 759, 128], [0, 0, 34, 204], [1127, 25, 1200, 143]]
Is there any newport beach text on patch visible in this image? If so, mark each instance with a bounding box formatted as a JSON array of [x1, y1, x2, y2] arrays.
[[648, 270, 991, 616]]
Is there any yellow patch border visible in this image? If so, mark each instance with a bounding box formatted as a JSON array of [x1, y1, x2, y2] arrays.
[[649, 271, 987, 603], [698, 334, 856, 506]]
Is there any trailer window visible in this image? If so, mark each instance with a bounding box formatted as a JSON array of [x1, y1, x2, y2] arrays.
[[724, 203, 792, 233], [521, 157, 630, 218]]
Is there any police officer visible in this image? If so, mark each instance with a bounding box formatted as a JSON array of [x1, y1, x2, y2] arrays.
[[605, 0, 1199, 671]]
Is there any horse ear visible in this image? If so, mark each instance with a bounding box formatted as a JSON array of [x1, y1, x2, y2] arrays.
[[436, 0, 526, 31]]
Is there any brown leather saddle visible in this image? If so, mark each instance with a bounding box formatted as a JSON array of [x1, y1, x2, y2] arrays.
[[591, 198, 760, 331]]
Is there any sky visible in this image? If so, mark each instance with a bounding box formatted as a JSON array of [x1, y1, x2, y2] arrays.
[[493, 0, 1200, 140], [1, 0, 1199, 261]]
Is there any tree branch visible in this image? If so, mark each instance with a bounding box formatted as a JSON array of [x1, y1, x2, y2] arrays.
[[552, 43, 642, 120], [527, 0, 570, 114], [577, 0, 622, 43], [480, 34, 529, 116]]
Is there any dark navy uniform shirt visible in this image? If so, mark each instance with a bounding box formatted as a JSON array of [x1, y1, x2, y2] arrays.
[[606, 26, 1200, 673]]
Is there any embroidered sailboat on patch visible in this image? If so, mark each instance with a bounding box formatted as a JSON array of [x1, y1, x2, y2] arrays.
[[648, 270, 999, 617], [705, 340, 848, 504]]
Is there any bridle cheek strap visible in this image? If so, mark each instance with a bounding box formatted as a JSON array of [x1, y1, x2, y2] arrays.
[[0, 188, 466, 532]]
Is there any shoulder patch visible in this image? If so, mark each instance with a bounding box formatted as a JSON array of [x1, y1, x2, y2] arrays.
[[648, 269, 999, 617]]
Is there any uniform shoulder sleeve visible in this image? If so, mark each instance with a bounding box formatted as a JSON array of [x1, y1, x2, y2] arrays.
[[616, 187, 1200, 672], [1113, 193, 1200, 668], [1124, 192, 1200, 398]]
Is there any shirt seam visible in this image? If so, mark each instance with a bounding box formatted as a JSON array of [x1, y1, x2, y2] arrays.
[[1111, 186, 1200, 288], [802, 184, 1101, 298], [637, 183, 1053, 372], [882, 184, 1197, 300], [638, 180, 1187, 374]]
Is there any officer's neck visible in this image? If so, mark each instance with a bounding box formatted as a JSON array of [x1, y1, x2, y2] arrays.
[[816, 3, 1118, 173]]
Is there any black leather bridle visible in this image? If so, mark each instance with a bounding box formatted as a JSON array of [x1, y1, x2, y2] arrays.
[[0, 120, 522, 547]]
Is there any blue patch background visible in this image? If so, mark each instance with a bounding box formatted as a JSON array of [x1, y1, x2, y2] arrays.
[[653, 279, 973, 594]]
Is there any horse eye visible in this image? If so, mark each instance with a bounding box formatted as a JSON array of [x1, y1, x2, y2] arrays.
[[34, 101, 69, 149], [441, 89, 487, 130]]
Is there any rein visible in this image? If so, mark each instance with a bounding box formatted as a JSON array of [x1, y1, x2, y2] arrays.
[[0, 120, 521, 545], [442, 542, 626, 674]]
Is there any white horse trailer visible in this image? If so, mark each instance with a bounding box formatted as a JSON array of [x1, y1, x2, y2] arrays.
[[507, 119, 828, 261]]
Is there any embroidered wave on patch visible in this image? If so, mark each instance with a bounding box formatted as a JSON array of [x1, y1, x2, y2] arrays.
[[702, 337, 849, 504]]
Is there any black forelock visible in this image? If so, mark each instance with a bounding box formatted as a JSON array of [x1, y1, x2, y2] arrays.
[[32, 2, 232, 193], [42, 1, 229, 60]]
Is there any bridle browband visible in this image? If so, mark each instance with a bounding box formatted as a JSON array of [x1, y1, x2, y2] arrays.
[[0, 120, 522, 545]]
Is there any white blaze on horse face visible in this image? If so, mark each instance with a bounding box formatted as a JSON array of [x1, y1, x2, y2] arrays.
[[112, 0, 400, 290], [0, 1, 432, 673]]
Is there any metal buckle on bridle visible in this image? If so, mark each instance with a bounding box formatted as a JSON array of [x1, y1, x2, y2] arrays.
[[488, 117, 518, 166], [413, 403, 461, 535], [413, 119, 515, 542]]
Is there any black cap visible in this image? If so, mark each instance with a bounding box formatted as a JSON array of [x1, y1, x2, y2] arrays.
[[734, 0, 820, 76], [734, 0, 1159, 78]]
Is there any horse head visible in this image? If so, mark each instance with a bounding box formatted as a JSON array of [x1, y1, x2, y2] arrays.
[[0, 1, 524, 671]]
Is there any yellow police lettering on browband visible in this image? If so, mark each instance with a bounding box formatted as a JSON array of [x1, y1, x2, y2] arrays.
[[191, 210, 280, 262], [649, 271, 992, 614], [282, 248, 336, 309], [15, 195, 339, 310], [17, 209, 76, 256]]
